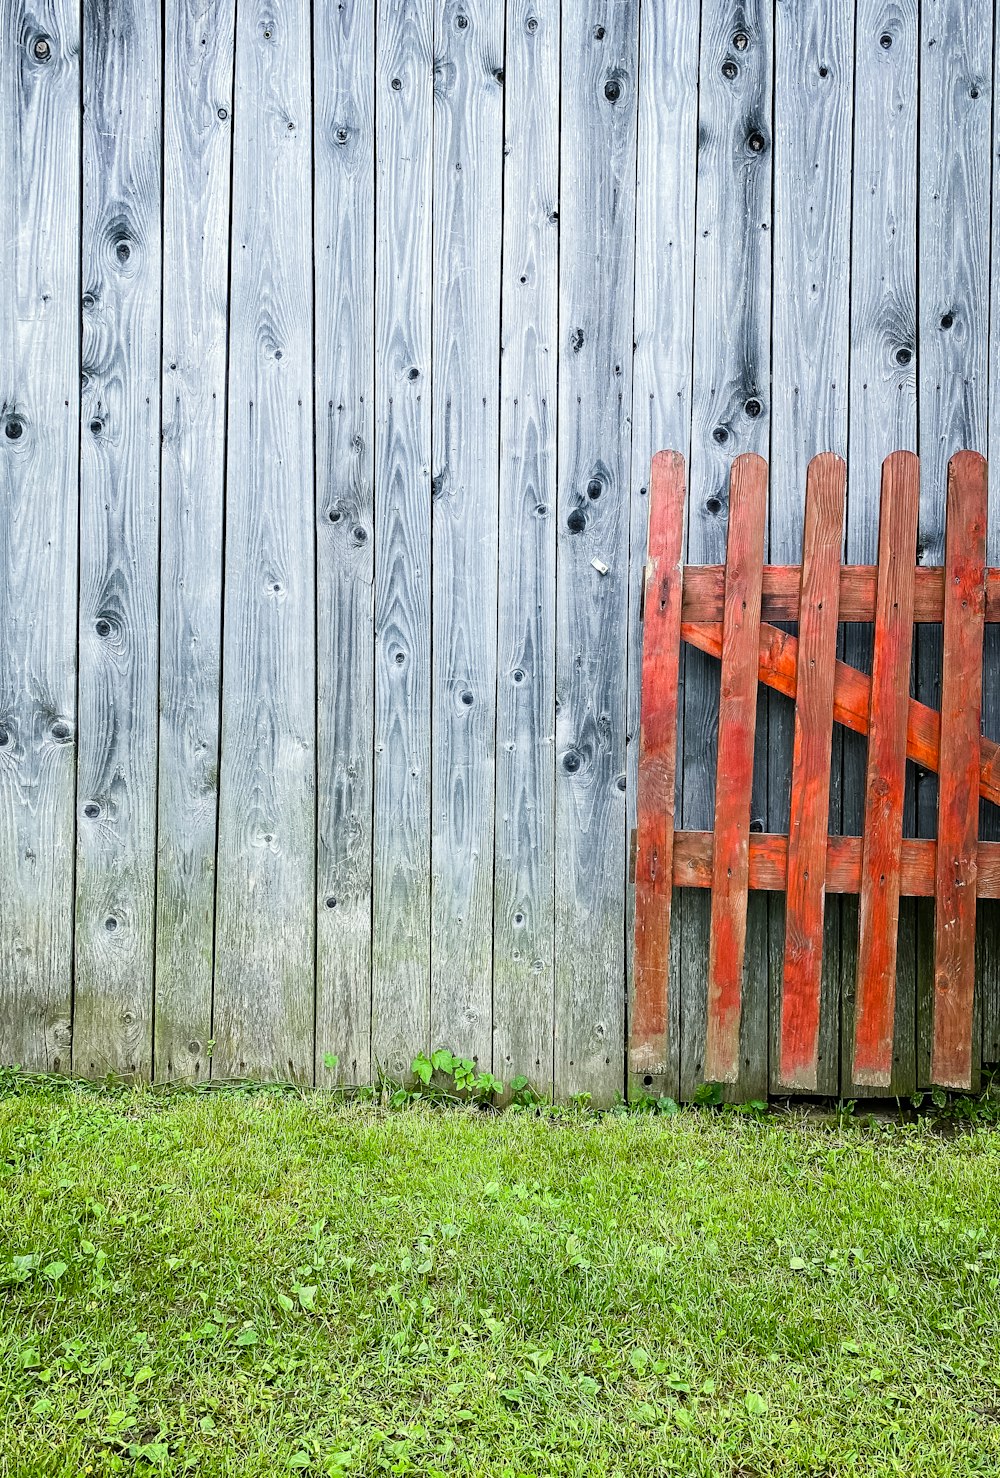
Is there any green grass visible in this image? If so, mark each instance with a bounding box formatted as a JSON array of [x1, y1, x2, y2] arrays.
[[1, 1081, 999, 1476]]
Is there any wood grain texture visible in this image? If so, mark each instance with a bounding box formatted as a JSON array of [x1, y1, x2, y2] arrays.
[[625, 0, 699, 1104], [853, 451, 919, 1088], [985, 5, 1000, 1067], [704, 454, 767, 1084], [931, 451, 986, 1089], [314, 0, 375, 1086], [0, 0, 79, 1071], [778, 454, 846, 1091], [155, 0, 234, 1082], [844, 0, 917, 1097], [916, 1, 991, 1089], [682, 617, 1000, 810], [769, 0, 853, 1096], [371, 0, 433, 1083], [629, 452, 686, 1086], [683, 563, 1000, 624], [674, 830, 1000, 901], [683, 0, 772, 1102], [554, 0, 638, 1105], [430, 0, 503, 1063], [213, 0, 315, 1081], [493, 0, 559, 1098], [74, 0, 161, 1078]]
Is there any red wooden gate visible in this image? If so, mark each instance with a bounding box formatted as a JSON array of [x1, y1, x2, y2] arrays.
[[631, 449, 991, 1095]]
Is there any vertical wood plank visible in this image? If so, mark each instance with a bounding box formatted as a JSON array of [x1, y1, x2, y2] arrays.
[[372, 0, 433, 1083], [843, 0, 918, 1098], [0, 0, 79, 1071], [314, 0, 375, 1086], [629, 452, 686, 1090], [852, 451, 919, 1088], [625, 0, 699, 1104], [155, 0, 235, 1082], [493, 0, 559, 1097], [683, 0, 772, 1101], [769, 0, 853, 1097], [778, 453, 845, 1091], [931, 450, 986, 1089], [214, 0, 315, 1080], [981, 4, 1000, 1071], [704, 453, 767, 1084], [554, 0, 639, 1105], [74, 0, 161, 1077], [430, 0, 504, 1063], [916, 0, 991, 1088]]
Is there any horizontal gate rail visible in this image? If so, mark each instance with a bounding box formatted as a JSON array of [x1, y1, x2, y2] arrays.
[[672, 831, 1000, 898], [682, 564, 1000, 623], [630, 448, 993, 1097]]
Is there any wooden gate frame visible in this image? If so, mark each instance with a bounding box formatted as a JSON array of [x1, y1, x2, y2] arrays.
[[630, 448, 992, 1096]]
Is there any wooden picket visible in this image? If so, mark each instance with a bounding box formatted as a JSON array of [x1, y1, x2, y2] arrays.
[[631, 449, 993, 1095], [779, 454, 846, 1091]]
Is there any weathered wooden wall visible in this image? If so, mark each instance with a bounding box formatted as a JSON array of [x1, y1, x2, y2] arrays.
[[2, 0, 999, 1101]]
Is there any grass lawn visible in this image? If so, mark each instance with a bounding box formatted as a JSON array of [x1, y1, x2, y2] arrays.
[[1, 1080, 999, 1477]]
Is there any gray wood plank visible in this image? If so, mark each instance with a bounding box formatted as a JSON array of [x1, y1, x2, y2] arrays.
[[430, 0, 504, 1064], [492, 0, 559, 1098], [0, 0, 79, 1071], [985, 9, 1000, 1068], [213, 0, 315, 1081], [915, 0, 991, 1090], [74, 0, 161, 1078], [314, 0, 375, 1087], [682, 0, 773, 1103], [625, 0, 700, 1104], [554, 0, 639, 1106], [371, 0, 433, 1084], [155, 0, 234, 1083], [768, 0, 853, 1098], [842, 0, 918, 1099]]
